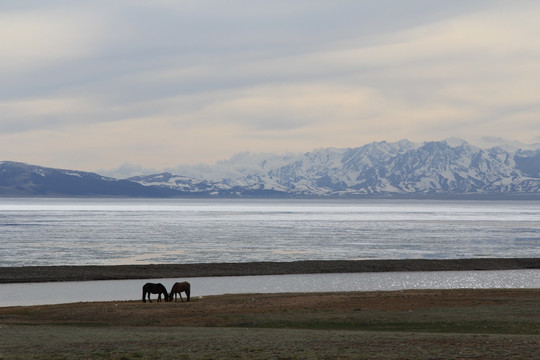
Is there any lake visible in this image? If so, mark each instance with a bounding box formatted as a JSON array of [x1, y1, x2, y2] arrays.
[[1, 269, 539, 307], [1, 198, 539, 267]]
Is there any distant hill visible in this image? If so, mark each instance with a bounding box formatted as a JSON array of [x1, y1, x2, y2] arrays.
[[0, 161, 177, 197], [2, 139, 540, 198]]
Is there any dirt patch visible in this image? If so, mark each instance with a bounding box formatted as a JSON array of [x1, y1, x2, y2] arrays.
[[1, 288, 538, 328]]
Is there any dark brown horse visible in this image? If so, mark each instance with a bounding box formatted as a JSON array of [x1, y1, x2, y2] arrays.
[[142, 282, 169, 303], [170, 281, 190, 302]]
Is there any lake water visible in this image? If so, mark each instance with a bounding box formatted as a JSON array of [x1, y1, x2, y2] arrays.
[[1, 270, 538, 307], [0, 198, 539, 267]]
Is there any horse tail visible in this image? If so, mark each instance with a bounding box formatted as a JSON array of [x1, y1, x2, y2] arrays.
[[142, 290, 146, 303], [186, 283, 191, 302]]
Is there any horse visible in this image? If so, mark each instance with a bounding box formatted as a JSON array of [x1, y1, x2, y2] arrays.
[[142, 282, 169, 303], [170, 281, 191, 302]]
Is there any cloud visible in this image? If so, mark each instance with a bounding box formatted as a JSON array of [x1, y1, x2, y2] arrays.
[[1, 1, 540, 170], [0, 8, 111, 76], [0, 96, 98, 133], [190, 83, 385, 130], [145, 3, 540, 145]]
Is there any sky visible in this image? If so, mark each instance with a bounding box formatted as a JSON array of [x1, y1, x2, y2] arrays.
[[2, 1, 540, 173]]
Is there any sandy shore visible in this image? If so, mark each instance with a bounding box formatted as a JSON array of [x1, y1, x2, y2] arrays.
[[1, 258, 538, 283]]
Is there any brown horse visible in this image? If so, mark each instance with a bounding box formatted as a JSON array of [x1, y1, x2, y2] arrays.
[[170, 281, 190, 302]]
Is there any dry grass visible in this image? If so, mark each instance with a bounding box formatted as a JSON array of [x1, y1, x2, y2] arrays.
[[1, 289, 539, 359]]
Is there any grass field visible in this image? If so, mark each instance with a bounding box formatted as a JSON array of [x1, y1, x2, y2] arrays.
[[1, 289, 539, 359]]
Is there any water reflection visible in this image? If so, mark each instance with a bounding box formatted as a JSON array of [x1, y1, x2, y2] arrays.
[[1, 270, 538, 307]]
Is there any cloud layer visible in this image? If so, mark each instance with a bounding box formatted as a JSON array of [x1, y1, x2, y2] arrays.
[[1, 1, 539, 171]]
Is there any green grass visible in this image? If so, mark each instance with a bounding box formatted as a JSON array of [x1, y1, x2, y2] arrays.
[[225, 305, 539, 334], [1, 326, 538, 360]]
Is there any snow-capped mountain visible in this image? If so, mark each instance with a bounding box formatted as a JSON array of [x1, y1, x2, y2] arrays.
[[128, 172, 229, 195], [129, 139, 540, 197], [2, 139, 540, 198]]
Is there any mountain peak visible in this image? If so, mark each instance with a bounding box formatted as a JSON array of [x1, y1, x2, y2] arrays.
[[3, 139, 540, 198]]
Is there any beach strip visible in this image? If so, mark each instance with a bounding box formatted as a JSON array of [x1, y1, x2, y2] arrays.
[[1, 258, 538, 283]]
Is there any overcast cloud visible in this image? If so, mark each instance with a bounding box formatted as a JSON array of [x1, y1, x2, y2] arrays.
[[1, 1, 539, 171]]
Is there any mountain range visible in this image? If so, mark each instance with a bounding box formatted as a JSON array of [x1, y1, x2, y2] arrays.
[[2, 139, 540, 198]]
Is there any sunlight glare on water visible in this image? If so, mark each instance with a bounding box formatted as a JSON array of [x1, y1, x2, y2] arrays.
[[0, 270, 538, 307]]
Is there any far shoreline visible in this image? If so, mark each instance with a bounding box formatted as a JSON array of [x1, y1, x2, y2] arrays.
[[0, 258, 538, 284]]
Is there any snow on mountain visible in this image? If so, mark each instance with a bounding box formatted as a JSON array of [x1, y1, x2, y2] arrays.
[[3, 138, 540, 198], [127, 172, 230, 194], [165, 152, 300, 182], [368, 141, 519, 194], [128, 139, 540, 197]]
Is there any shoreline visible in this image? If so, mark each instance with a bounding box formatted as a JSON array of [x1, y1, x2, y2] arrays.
[[1, 258, 538, 284]]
